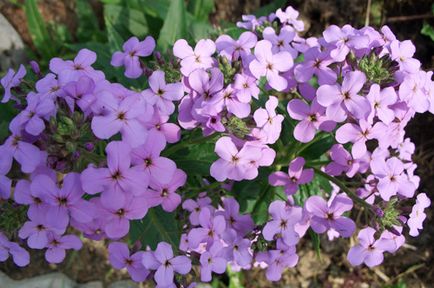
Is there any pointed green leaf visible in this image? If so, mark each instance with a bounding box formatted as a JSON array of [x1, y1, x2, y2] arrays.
[[157, 0, 187, 51]]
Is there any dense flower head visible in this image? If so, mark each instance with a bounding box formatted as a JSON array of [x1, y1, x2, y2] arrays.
[[0, 4, 432, 286]]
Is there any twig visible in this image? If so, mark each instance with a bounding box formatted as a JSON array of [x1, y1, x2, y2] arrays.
[[386, 14, 434, 23], [365, 0, 372, 26]]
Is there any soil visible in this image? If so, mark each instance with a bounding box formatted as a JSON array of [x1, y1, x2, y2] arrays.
[[0, 0, 433, 287]]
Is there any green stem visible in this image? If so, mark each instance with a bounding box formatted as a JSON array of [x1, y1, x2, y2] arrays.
[[163, 132, 220, 156], [311, 167, 373, 212]]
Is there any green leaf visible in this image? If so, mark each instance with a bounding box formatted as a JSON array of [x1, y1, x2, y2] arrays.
[[187, 0, 214, 22], [157, 0, 187, 51], [24, 0, 57, 58], [299, 135, 334, 160], [76, 0, 104, 42], [130, 207, 180, 250], [170, 143, 217, 176], [421, 23, 434, 42], [104, 4, 149, 38]]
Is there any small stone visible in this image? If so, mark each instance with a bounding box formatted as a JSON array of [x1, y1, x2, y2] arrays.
[[78, 281, 104, 288], [108, 280, 140, 288]]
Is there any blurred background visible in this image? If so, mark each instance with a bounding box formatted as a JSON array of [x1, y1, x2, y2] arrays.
[[0, 0, 433, 287]]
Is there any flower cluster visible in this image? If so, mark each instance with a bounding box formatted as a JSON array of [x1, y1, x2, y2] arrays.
[[0, 4, 432, 286]]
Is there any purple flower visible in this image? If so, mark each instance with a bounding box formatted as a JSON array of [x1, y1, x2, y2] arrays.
[[305, 194, 355, 237], [262, 201, 303, 246], [347, 227, 391, 267], [100, 191, 148, 239], [287, 98, 335, 143], [131, 130, 177, 186], [210, 137, 262, 181], [335, 120, 374, 159], [142, 70, 184, 115], [173, 39, 216, 76], [108, 242, 149, 282], [389, 40, 420, 73], [35, 73, 63, 100], [269, 157, 313, 195], [81, 141, 148, 195], [275, 6, 304, 31], [253, 96, 284, 144], [316, 71, 371, 121], [325, 144, 360, 177], [146, 169, 186, 212], [61, 75, 96, 113], [142, 242, 191, 287], [366, 84, 397, 124], [111, 36, 156, 79], [398, 73, 430, 113], [188, 68, 223, 103], [145, 110, 181, 144], [322, 25, 369, 62], [263, 26, 297, 57], [45, 233, 82, 263], [187, 208, 226, 248], [370, 157, 416, 200], [0, 175, 11, 200], [256, 245, 299, 281], [217, 198, 254, 236], [0, 131, 43, 174], [216, 31, 257, 61], [249, 40, 293, 91], [209, 85, 251, 118], [199, 242, 227, 282], [91, 93, 152, 147], [1, 64, 26, 103], [221, 229, 252, 267], [182, 196, 213, 226], [10, 92, 55, 136], [408, 193, 430, 237], [0, 233, 30, 267], [233, 73, 259, 103], [50, 48, 104, 84], [294, 47, 337, 85], [18, 212, 65, 249]]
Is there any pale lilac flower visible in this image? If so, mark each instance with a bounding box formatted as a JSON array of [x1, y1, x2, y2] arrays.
[[325, 144, 360, 177], [347, 227, 390, 267], [45, 233, 82, 263], [366, 84, 397, 124], [269, 157, 314, 195], [233, 73, 259, 103], [173, 39, 216, 76], [187, 208, 226, 248], [398, 72, 430, 113], [217, 198, 254, 236], [322, 25, 369, 62], [91, 93, 152, 147], [49, 48, 104, 83], [131, 130, 177, 186], [35, 73, 63, 100], [0, 233, 30, 267], [199, 242, 227, 282], [142, 70, 184, 115], [380, 227, 405, 253], [335, 120, 374, 159], [101, 191, 148, 239], [256, 245, 298, 281], [216, 31, 257, 61], [221, 229, 252, 266], [9, 92, 55, 135], [408, 193, 431, 237], [209, 85, 251, 118], [210, 137, 262, 181], [81, 141, 148, 195], [262, 201, 303, 246], [305, 194, 355, 237], [389, 40, 420, 73], [370, 157, 416, 200], [275, 6, 304, 31], [0, 175, 11, 200], [263, 26, 297, 57], [253, 96, 284, 144], [61, 76, 95, 113], [1, 64, 26, 103], [145, 110, 181, 144], [111, 36, 155, 79], [249, 40, 293, 91], [142, 242, 191, 287], [146, 169, 186, 212], [287, 98, 335, 143], [182, 196, 213, 226], [294, 47, 337, 85], [316, 71, 371, 121], [108, 242, 149, 282], [188, 68, 223, 103]]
